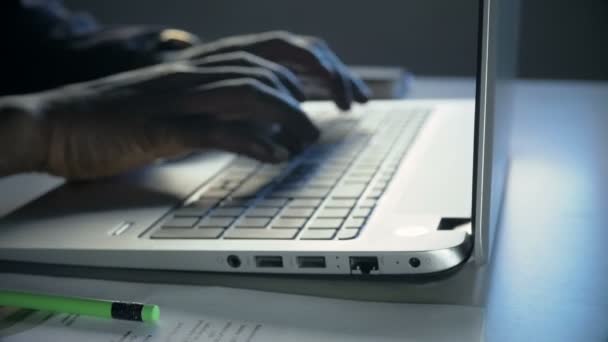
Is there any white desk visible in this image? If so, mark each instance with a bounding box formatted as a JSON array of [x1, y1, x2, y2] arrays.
[[1, 78, 607, 341]]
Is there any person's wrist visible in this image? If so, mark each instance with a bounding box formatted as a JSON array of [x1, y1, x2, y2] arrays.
[[0, 96, 51, 176]]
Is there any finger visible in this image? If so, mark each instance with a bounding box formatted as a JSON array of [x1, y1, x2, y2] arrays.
[[169, 119, 290, 163], [323, 49, 372, 103], [349, 71, 373, 103], [177, 32, 352, 109], [201, 128, 290, 164], [178, 78, 320, 145], [195, 66, 294, 98], [158, 28, 200, 50], [137, 64, 295, 99], [251, 36, 352, 110], [321, 51, 354, 110], [90, 63, 293, 99], [191, 51, 306, 101], [271, 128, 309, 155]]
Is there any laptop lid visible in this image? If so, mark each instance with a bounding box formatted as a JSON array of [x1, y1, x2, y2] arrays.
[[473, 0, 520, 264]]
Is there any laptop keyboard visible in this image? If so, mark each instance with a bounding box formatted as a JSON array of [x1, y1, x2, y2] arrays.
[[149, 108, 429, 241]]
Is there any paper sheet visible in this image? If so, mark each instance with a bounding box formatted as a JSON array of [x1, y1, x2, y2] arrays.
[[0, 273, 482, 342]]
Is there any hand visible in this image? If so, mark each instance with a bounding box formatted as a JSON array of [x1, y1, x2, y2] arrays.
[[58, 27, 201, 84], [0, 62, 318, 180], [170, 31, 372, 110]]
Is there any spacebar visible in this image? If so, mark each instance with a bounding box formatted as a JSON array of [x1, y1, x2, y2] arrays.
[[223, 229, 299, 239]]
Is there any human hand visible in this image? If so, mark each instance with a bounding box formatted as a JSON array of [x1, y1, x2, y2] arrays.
[[56, 27, 201, 84], [170, 31, 372, 110], [0, 62, 318, 180]]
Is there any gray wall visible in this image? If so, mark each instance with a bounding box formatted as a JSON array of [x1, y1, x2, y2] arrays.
[[64, 0, 608, 80], [518, 0, 608, 80]]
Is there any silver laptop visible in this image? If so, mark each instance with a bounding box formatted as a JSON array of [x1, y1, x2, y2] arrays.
[[0, 0, 516, 276]]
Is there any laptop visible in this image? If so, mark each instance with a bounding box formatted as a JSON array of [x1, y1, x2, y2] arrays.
[[0, 0, 516, 277]]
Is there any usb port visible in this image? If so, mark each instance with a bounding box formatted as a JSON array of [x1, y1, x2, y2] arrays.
[[255, 256, 283, 268], [296, 256, 326, 268]]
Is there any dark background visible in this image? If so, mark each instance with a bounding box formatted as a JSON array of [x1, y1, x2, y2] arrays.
[[64, 0, 608, 80]]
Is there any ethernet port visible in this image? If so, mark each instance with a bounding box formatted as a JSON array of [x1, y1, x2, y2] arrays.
[[349, 256, 379, 275]]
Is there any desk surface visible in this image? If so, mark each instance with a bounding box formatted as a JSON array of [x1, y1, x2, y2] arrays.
[[1, 77, 607, 341]]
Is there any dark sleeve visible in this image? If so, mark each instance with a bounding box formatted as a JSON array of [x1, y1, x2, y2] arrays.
[[0, 0, 167, 96], [1, 0, 98, 95]]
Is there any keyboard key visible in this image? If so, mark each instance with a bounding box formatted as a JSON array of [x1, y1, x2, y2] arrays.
[[380, 171, 395, 177], [351, 208, 372, 218], [246, 207, 280, 217], [199, 217, 235, 228], [353, 165, 379, 171], [271, 218, 307, 229], [314, 175, 341, 182], [343, 218, 366, 229], [224, 228, 298, 239], [317, 208, 350, 218], [300, 229, 337, 240], [210, 207, 245, 217], [231, 187, 263, 198], [349, 171, 376, 178], [206, 186, 226, 192], [307, 179, 337, 187], [374, 180, 389, 188], [274, 183, 302, 191], [272, 188, 330, 198], [383, 165, 398, 172], [314, 171, 343, 179], [356, 163, 382, 170], [173, 206, 212, 217], [332, 184, 366, 198], [241, 179, 273, 191], [324, 199, 356, 208], [281, 207, 315, 218], [220, 198, 254, 207], [235, 217, 271, 228], [343, 180, 369, 185], [174, 199, 218, 217], [256, 198, 288, 207], [162, 217, 199, 228], [224, 170, 254, 178], [201, 188, 231, 198], [222, 183, 241, 190], [213, 178, 239, 186], [366, 190, 384, 199], [258, 164, 286, 175], [151, 228, 224, 239], [337, 228, 360, 240], [308, 218, 344, 229], [289, 199, 322, 207]]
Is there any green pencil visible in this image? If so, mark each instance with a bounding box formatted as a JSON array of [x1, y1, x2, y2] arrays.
[[0, 290, 160, 323]]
